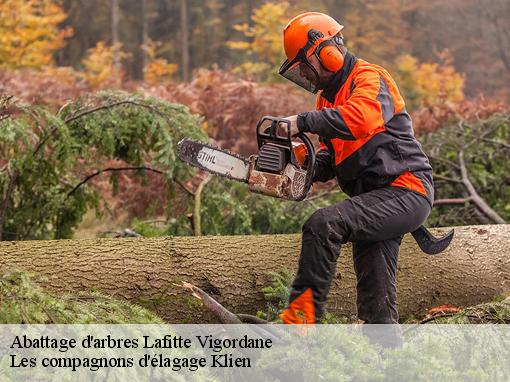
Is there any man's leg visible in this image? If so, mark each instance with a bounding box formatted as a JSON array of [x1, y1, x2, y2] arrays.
[[280, 187, 430, 324], [354, 238, 403, 347], [353, 238, 401, 324], [280, 207, 346, 323]]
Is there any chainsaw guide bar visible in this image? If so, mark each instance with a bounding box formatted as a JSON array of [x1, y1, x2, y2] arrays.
[[177, 139, 250, 182]]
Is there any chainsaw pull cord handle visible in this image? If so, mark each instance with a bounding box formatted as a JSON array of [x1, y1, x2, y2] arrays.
[[293, 131, 315, 201]]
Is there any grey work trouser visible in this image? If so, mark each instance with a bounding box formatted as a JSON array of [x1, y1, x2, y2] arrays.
[[289, 186, 431, 323]]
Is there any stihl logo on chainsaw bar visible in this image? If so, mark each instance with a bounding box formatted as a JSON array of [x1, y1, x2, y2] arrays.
[[197, 150, 216, 164]]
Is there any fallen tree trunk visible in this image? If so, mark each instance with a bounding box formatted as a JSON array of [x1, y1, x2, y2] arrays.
[[0, 225, 508, 322]]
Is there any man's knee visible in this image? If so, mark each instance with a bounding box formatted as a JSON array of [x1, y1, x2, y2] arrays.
[[302, 207, 348, 245], [302, 209, 328, 233]]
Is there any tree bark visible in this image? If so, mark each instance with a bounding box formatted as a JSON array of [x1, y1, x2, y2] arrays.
[[0, 225, 508, 323]]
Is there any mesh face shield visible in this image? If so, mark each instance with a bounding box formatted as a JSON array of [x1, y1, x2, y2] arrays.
[[279, 29, 328, 94], [279, 55, 321, 94]]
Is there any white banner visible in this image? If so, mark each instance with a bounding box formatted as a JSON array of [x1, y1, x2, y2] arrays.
[[1, 324, 509, 381]]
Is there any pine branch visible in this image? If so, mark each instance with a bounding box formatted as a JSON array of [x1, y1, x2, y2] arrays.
[[0, 169, 19, 241], [66, 166, 164, 199]]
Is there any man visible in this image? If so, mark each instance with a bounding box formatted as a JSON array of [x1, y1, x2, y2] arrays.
[[278, 12, 434, 325]]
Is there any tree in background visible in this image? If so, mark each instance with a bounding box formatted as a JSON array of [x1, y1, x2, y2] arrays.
[[58, 0, 111, 69], [0, 0, 72, 68], [142, 40, 178, 85], [227, 1, 290, 80], [404, 0, 510, 99], [35, 0, 507, 100], [334, 0, 411, 69], [394, 51, 465, 111], [80, 42, 128, 88]]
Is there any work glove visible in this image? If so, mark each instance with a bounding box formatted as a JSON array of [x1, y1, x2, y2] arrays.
[[278, 115, 300, 137]]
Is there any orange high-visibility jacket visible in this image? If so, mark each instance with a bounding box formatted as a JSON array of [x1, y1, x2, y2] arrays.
[[297, 52, 434, 203]]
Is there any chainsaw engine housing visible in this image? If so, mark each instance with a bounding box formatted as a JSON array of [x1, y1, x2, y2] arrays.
[[246, 116, 315, 201], [255, 143, 287, 174], [248, 160, 307, 200]]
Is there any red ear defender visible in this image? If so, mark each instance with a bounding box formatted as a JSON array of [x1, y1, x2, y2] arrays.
[[317, 39, 344, 72]]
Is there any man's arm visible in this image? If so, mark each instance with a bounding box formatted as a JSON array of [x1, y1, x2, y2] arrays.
[[313, 142, 335, 183], [297, 70, 395, 140]]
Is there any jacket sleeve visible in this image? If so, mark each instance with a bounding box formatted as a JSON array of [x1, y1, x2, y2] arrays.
[[312, 142, 335, 183], [297, 70, 395, 140]]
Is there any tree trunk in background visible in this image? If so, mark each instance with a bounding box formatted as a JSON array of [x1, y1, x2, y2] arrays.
[[141, 0, 148, 73], [111, 0, 120, 68], [180, 0, 190, 82], [246, 0, 254, 25], [0, 225, 508, 323]]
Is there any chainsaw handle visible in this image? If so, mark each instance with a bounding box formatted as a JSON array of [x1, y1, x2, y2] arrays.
[[255, 115, 316, 202], [256, 116, 293, 148]]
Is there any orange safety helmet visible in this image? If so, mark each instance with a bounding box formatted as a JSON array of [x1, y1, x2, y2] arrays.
[[279, 12, 345, 93]]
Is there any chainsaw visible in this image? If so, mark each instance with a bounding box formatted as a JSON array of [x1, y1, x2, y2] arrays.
[[178, 116, 315, 201], [177, 116, 453, 255]]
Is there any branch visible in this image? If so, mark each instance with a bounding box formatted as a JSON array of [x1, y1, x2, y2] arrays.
[[427, 155, 460, 170], [418, 313, 458, 324], [458, 151, 506, 224], [175, 179, 194, 196], [0, 169, 19, 240], [434, 198, 471, 206], [35, 100, 142, 157], [35, 99, 179, 157], [482, 138, 510, 150], [66, 166, 164, 199], [193, 174, 212, 236], [176, 282, 242, 324], [176, 282, 270, 325], [64, 100, 142, 124], [466, 123, 501, 149], [433, 174, 463, 184], [236, 314, 270, 324]]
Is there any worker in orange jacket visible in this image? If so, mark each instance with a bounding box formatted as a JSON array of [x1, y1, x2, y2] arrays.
[[278, 12, 434, 325]]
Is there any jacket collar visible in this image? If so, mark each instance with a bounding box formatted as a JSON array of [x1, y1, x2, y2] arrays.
[[320, 51, 358, 104]]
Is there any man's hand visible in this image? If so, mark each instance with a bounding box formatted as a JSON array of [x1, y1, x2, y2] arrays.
[[279, 115, 300, 137]]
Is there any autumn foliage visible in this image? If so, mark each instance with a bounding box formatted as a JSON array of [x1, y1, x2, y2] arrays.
[[143, 68, 314, 155], [142, 40, 178, 85], [227, 1, 290, 80], [0, 0, 72, 68], [1, 0, 509, 237], [412, 97, 509, 134], [394, 52, 465, 112]]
